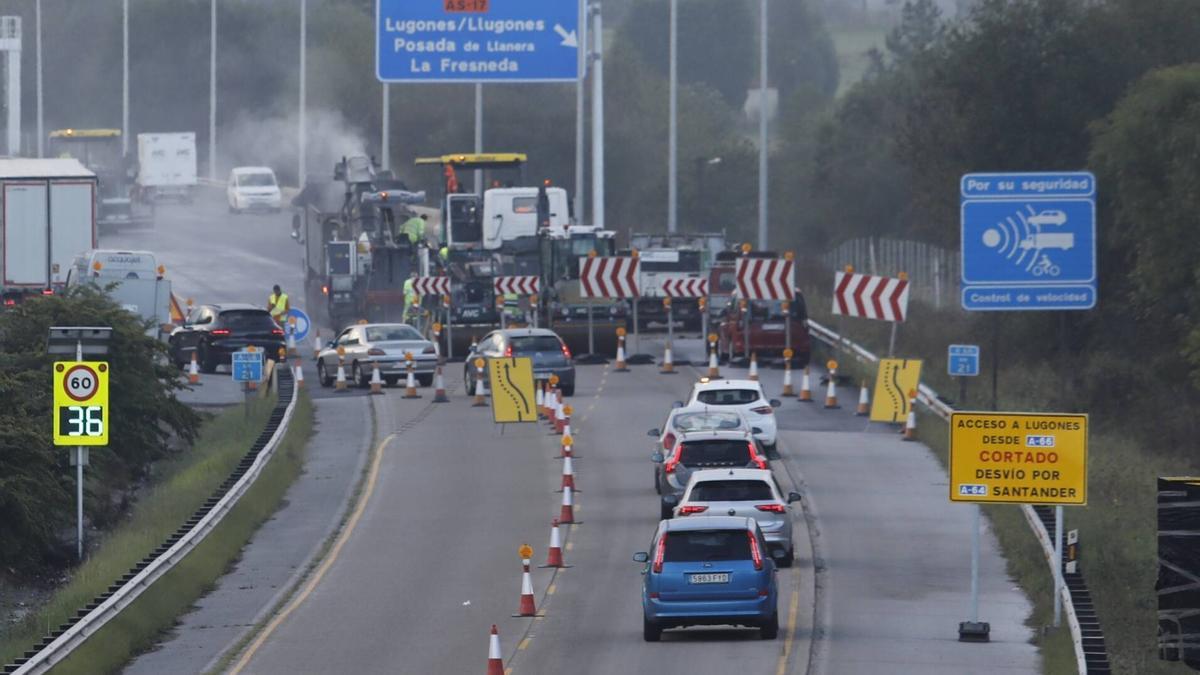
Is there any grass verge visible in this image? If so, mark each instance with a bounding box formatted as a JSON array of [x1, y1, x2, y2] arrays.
[[806, 293, 1197, 672], [0, 391, 313, 674]]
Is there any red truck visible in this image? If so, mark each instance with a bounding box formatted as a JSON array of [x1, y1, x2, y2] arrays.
[[717, 290, 811, 367]]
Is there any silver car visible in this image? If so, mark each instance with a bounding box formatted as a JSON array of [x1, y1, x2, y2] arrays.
[[648, 407, 758, 495], [652, 429, 770, 519], [673, 468, 800, 566], [317, 323, 437, 388]]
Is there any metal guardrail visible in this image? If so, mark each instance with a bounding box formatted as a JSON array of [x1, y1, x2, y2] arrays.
[[4, 369, 298, 675], [806, 318, 1094, 675]]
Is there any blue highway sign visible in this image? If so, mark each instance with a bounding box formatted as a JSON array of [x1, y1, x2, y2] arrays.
[[287, 308, 311, 342], [232, 350, 263, 383], [948, 344, 980, 377], [376, 0, 581, 83], [960, 172, 1097, 311]]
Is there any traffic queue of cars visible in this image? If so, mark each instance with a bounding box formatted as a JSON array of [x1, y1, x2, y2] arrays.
[[636, 377, 800, 642]]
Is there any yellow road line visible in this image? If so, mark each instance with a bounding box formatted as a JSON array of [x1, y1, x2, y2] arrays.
[[776, 587, 801, 675], [518, 637, 532, 650], [547, 584, 557, 595], [229, 432, 398, 674], [566, 541, 574, 551]]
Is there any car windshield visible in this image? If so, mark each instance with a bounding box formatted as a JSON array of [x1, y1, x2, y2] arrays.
[[695, 389, 760, 406], [690, 480, 774, 502], [366, 325, 421, 342], [219, 310, 277, 331], [663, 530, 751, 562], [679, 439, 751, 466], [238, 172, 276, 187], [510, 336, 562, 354], [673, 411, 743, 432]]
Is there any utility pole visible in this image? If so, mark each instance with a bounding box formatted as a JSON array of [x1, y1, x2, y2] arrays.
[[299, 0, 307, 184], [35, 0, 43, 157], [122, 0, 129, 157], [757, 0, 769, 250], [208, 0, 218, 181], [591, 3, 605, 230], [667, 0, 678, 233], [574, 0, 588, 223], [381, 84, 390, 172], [474, 84, 483, 194]]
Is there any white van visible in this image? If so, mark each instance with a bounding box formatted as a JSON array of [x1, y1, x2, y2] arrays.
[[66, 249, 172, 337], [227, 166, 282, 214]]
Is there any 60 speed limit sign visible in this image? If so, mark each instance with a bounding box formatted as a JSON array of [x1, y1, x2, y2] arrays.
[[53, 361, 110, 446]]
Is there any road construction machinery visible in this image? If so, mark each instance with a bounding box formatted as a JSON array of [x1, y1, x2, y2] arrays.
[[48, 128, 152, 231], [625, 231, 726, 332]]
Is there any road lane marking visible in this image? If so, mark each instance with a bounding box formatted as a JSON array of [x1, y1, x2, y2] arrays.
[[566, 541, 574, 551], [776, 587, 801, 675], [547, 584, 556, 595], [229, 431, 398, 675], [518, 637, 532, 650]]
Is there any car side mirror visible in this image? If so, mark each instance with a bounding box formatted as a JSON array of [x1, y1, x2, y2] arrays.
[[647, 428, 660, 437], [672, 400, 684, 409], [752, 426, 764, 435], [787, 492, 802, 504], [326, 340, 336, 349], [661, 494, 679, 507], [632, 552, 649, 563], [651, 452, 664, 464], [769, 399, 781, 408]]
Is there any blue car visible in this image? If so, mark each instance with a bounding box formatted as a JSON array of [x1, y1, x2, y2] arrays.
[[633, 516, 781, 641]]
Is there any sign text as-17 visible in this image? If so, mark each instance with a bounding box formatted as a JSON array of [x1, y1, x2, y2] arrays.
[[949, 412, 1088, 505], [53, 361, 110, 446], [960, 172, 1097, 311], [376, 0, 581, 83], [232, 350, 263, 383], [948, 344, 980, 377]]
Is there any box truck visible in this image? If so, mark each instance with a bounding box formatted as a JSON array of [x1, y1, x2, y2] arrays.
[[1, 158, 98, 306], [136, 132, 197, 203]]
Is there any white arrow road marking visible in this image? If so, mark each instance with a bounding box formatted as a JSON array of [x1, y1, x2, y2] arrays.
[[554, 24, 578, 47]]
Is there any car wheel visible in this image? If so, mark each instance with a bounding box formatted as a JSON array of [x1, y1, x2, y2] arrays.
[[760, 612, 779, 640], [764, 442, 779, 459], [417, 374, 433, 387], [642, 615, 662, 642], [561, 383, 575, 397], [778, 546, 795, 568], [198, 342, 218, 374], [317, 360, 333, 387], [352, 362, 367, 388], [654, 471, 662, 494], [464, 369, 473, 393]]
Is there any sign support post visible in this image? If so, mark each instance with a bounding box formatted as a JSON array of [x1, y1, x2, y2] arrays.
[[1054, 505, 1063, 627], [970, 505, 981, 625]]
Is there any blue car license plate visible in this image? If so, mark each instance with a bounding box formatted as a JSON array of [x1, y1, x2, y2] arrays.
[[688, 573, 730, 584]]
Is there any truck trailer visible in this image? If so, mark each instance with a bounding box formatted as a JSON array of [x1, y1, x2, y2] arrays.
[[1, 158, 98, 307]]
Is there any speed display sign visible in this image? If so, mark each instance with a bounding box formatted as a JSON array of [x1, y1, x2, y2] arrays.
[[53, 361, 110, 446]]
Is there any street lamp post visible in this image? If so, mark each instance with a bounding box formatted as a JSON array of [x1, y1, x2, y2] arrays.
[[122, 0, 129, 157], [208, 0, 217, 181], [35, 0, 42, 157], [591, 3, 605, 230], [667, 0, 678, 233], [757, 0, 769, 250], [299, 0, 307, 184]]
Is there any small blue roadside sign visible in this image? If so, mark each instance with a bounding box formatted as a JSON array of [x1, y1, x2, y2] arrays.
[[231, 350, 263, 383], [948, 344, 980, 377], [376, 0, 581, 83], [286, 308, 311, 342], [961, 172, 1097, 311]]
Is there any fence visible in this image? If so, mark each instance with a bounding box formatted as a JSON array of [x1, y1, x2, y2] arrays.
[[819, 237, 959, 310]]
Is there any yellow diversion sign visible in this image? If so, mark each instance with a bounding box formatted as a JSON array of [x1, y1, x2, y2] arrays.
[[488, 357, 537, 423], [870, 358, 923, 423], [949, 412, 1088, 505]]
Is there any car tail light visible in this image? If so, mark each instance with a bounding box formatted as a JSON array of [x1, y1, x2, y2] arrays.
[[652, 535, 667, 573], [41, 288, 54, 296], [3, 298, 15, 307], [662, 432, 676, 451], [271, 328, 284, 336], [751, 405, 774, 415], [561, 342, 572, 360], [747, 442, 767, 470], [679, 505, 708, 515], [211, 328, 231, 336], [755, 504, 786, 513], [368, 348, 386, 356], [663, 444, 683, 474], [747, 532, 763, 571]]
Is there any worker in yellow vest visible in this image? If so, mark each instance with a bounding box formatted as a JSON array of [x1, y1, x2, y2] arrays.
[[403, 271, 420, 323], [268, 285, 290, 325]]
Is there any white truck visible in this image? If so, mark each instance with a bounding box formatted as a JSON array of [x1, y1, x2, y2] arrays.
[[0, 158, 98, 306], [65, 249, 173, 338], [136, 132, 197, 203]]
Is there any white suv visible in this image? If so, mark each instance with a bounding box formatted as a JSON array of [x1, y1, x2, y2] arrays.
[[227, 166, 282, 214], [687, 379, 781, 452]]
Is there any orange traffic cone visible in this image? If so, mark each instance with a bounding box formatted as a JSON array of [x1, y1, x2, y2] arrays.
[[335, 357, 348, 393], [707, 347, 721, 378], [660, 340, 676, 374], [542, 518, 567, 568], [188, 351, 201, 385], [781, 360, 795, 396], [824, 368, 839, 409], [559, 435, 574, 459], [748, 353, 759, 381], [515, 563, 537, 617], [614, 335, 629, 372], [856, 381, 870, 416], [473, 368, 487, 407], [902, 391, 918, 441], [369, 362, 384, 395], [294, 360, 305, 389], [402, 359, 420, 399], [560, 485, 576, 524], [287, 329, 298, 358], [556, 404, 571, 435], [432, 366, 449, 403], [798, 367, 813, 402], [560, 455, 576, 491], [486, 625, 504, 675], [312, 329, 322, 361]]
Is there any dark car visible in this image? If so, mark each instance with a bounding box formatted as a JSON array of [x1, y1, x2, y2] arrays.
[[169, 303, 286, 373], [464, 328, 576, 396]]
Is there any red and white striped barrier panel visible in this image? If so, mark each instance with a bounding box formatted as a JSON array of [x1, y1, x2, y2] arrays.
[[412, 276, 451, 296], [832, 271, 909, 322], [579, 257, 640, 298], [735, 258, 794, 300], [494, 276, 540, 295], [661, 278, 709, 298]]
